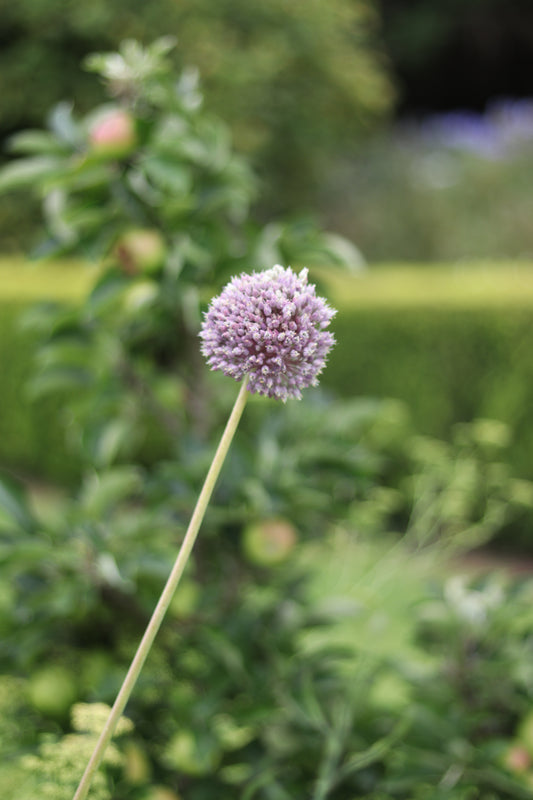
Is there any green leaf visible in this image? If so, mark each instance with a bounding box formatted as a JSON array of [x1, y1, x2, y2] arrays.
[[36, 339, 90, 371], [142, 156, 192, 196], [152, 117, 209, 164], [79, 467, 143, 517], [47, 102, 83, 148], [87, 271, 129, 315], [319, 232, 365, 272], [7, 130, 70, 156], [85, 36, 177, 84], [93, 419, 134, 467], [19, 302, 62, 336], [202, 629, 248, 679], [29, 237, 73, 260], [338, 717, 411, 780], [0, 157, 64, 193], [0, 477, 35, 533], [0, 540, 50, 562], [49, 159, 113, 191], [28, 366, 93, 398]]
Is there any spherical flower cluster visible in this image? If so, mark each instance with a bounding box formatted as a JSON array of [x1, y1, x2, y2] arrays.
[[199, 265, 336, 401]]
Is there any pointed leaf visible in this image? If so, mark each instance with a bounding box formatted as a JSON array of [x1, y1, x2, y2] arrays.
[[80, 467, 143, 517], [7, 130, 70, 156], [0, 477, 35, 533], [0, 157, 64, 193], [47, 102, 83, 148], [28, 366, 93, 398]]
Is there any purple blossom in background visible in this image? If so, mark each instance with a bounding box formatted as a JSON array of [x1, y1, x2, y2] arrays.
[[200, 265, 336, 401], [420, 111, 502, 158], [419, 98, 533, 159]]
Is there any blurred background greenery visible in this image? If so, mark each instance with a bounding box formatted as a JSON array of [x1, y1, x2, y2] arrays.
[[2, 0, 533, 258], [2, 2, 533, 799], [0, 0, 393, 249]]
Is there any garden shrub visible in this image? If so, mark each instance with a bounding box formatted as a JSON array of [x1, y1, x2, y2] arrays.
[[0, 0, 393, 250], [2, 492, 533, 798], [323, 264, 533, 483], [0, 38, 361, 484], [0, 259, 90, 482], [0, 300, 69, 481], [4, 259, 533, 490], [0, 686, 134, 800], [1, 39, 532, 799]]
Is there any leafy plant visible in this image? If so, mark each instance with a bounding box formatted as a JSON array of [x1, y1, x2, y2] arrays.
[[0, 36, 531, 800], [0, 687, 135, 800], [1, 486, 533, 798], [0, 0, 393, 251], [0, 38, 361, 475]]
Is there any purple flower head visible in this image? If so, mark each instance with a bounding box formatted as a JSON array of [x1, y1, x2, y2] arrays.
[[199, 265, 336, 401]]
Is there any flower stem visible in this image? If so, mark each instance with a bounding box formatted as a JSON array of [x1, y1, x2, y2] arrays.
[[73, 376, 249, 800]]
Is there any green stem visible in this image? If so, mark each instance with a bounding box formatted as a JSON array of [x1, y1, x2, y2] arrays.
[[73, 376, 249, 800], [312, 703, 351, 800]]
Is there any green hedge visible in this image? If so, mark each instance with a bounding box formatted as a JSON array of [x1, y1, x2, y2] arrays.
[[0, 259, 91, 482], [3, 259, 533, 484], [323, 262, 533, 479]]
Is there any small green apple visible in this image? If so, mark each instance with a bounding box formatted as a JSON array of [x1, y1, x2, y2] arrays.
[[145, 788, 182, 800], [169, 579, 200, 619], [242, 518, 297, 566], [164, 730, 220, 776], [28, 665, 78, 719]]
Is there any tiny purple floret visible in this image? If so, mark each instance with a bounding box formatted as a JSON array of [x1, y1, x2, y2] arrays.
[[199, 265, 336, 401]]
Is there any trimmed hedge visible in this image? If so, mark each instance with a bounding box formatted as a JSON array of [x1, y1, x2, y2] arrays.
[[323, 262, 533, 479], [3, 259, 533, 484], [0, 259, 91, 482]]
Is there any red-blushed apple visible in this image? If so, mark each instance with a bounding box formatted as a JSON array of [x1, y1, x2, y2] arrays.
[[89, 109, 137, 158], [115, 229, 167, 275]]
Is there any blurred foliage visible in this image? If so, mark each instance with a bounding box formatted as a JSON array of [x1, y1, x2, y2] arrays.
[[1, 36, 532, 800], [324, 107, 533, 262], [0, 38, 361, 482], [0, 261, 90, 482], [0, 0, 393, 249], [1, 491, 533, 798], [0, 691, 134, 800], [3, 260, 533, 551], [0, 300, 82, 483], [3, 290, 532, 545], [323, 271, 533, 510]]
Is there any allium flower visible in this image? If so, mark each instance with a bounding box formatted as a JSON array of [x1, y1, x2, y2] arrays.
[[74, 267, 335, 799], [200, 265, 336, 400]]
